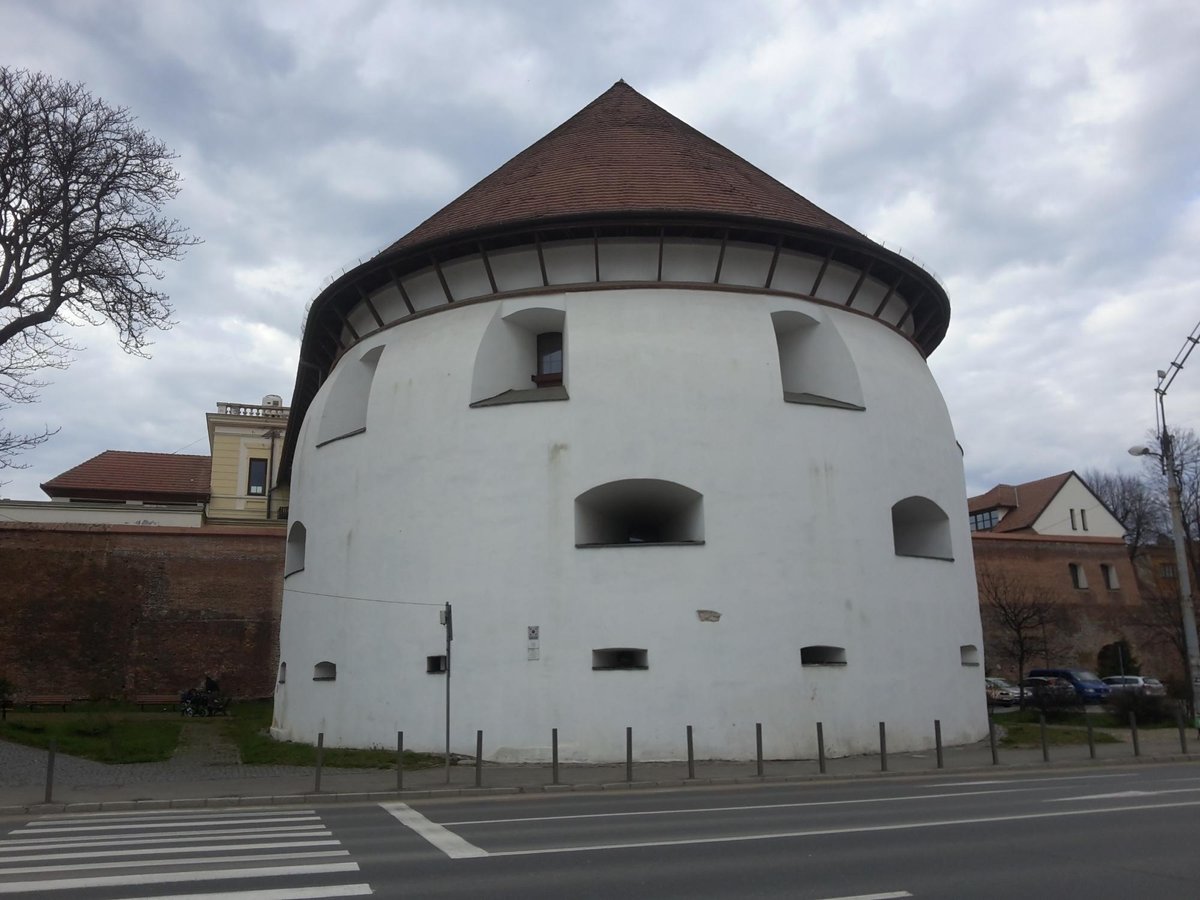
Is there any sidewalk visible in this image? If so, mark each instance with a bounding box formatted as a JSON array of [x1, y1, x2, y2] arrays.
[[1, 724, 1196, 816]]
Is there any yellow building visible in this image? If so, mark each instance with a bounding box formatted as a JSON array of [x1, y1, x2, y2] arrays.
[[205, 395, 290, 523]]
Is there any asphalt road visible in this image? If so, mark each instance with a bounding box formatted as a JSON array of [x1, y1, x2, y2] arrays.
[[2, 762, 1198, 898]]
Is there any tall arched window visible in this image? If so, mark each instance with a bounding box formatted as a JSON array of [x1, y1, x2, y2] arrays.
[[317, 345, 383, 445], [285, 521, 307, 576], [771, 310, 864, 410]]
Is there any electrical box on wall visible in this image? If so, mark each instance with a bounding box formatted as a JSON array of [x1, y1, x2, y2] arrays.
[[527, 625, 540, 660]]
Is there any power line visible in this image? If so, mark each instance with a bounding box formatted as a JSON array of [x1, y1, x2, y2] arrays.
[[282, 587, 442, 608]]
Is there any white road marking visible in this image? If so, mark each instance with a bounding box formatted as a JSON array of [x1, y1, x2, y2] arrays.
[[17, 815, 320, 834], [111, 886, 373, 900], [0, 839, 340, 863], [1048, 787, 1200, 802], [0, 849, 349, 876], [933, 774, 1127, 787], [439, 786, 1082, 826], [481, 799, 1200, 857], [0, 861, 360, 893], [33, 808, 315, 823], [0, 825, 328, 848], [381, 803, 488, 859], [817, 893, 912, 900]]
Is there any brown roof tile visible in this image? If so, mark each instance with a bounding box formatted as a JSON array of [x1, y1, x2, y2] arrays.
[[387, 81, 863, 254], [41, 451, 211, 503]]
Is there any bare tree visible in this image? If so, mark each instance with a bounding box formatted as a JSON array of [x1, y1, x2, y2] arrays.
[[1137, 427, 1200, 586], [978, 564, 1070, 705], [1081, 467, 1166, 560], [1128, 584, 1193, 688], [0, 66, 197, 471]]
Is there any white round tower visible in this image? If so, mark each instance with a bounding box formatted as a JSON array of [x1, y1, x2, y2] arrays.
[[271, 82, 986, 761]]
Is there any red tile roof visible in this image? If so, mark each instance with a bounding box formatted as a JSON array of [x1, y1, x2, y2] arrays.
[[41, 451, 211, 503], [968, 472, 1072, 533], [387, 80, 863, 255]]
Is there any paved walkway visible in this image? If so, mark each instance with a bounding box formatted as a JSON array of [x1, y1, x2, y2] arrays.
[[1, 722, 1196, 816]]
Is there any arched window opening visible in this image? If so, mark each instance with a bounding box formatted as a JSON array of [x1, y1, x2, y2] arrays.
[[801, 645, 847, 666], [960, 645, 980, 666], [317, 345, 383, 445], [313, 661, 336, 681], [575, 479, 704, 547], [285, 521, 307, 576], [470, 305, 568, 406], [891, 497, 953, 560], [592, 648, 649, 670], [1069, 563, 1087, 589], [771, 310, 864, 410], [277, 662, 287, 684]]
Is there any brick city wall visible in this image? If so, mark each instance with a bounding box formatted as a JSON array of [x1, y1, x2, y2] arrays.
[[0, 523, 284, 700], [972, 532, 1178, 680]]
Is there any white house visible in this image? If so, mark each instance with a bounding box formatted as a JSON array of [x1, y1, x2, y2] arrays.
[[270, 82, 987, 761]]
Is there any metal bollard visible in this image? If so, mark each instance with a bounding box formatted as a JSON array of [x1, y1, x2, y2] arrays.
[[475, 730, 483, 787], [397, 731, 404, 791], [879, 722, 887, 772], [314, 732, 325, 792], [45, 740, 56, 804], [817, 722, 826, 774], [1178, 704, 1189, 755], [552, 728, 560, 785], [934, 719, 944, 769], [755, 723, 764, 777], [1086, 718, 1095, 760], [626, 727, 633, 783], [1038, 713, 1049, 762], [1129, 713, 1140, 757], [988, 717, 999, 765], [686, 725, 695, 780]]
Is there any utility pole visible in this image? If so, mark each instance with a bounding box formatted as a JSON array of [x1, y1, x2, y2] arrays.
[[441, 602, 453, 783]]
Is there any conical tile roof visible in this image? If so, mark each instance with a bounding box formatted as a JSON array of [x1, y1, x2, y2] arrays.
[[387, 80, 863, 254]]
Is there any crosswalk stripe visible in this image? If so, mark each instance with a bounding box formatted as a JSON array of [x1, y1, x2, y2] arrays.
[[111, 885, 374, 899], [0, 839, 341, 864], [0, 861, 360, 893], [381, 802, 488, 859], [18, 815, 320, 834], [36, 808, 315, 822], [1, 825, 328, 848], [0, 849, 349, 876]]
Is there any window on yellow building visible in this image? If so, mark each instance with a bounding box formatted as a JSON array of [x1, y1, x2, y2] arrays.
[[247, 458, 268, 496]]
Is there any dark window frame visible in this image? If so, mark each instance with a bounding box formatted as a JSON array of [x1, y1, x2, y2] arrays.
[[532, 331, 563, 387], [247, 457, 269, 496]]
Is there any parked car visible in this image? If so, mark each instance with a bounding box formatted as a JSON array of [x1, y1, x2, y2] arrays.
[[1027, 668, 1111, 704], [1020, 676, 1077, 706], [985, 677, 1021, 706], [1102, 675, 1167, 697]]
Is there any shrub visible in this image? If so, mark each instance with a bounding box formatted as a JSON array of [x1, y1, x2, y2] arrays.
[[1105, 690, 1176, 725]]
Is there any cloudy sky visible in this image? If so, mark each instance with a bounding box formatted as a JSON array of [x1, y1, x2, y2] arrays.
[[1, 0, 1197, 501]]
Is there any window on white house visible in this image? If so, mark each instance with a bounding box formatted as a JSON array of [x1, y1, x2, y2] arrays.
[[247, 458, 268, 496], [891, 497, 953, 560], [592, 648, 649, 670], [1101, 563, 1119, 590], [1081, 509, 1088, 531], [470, 306, 567, 406], [1069, 563, 1087, 590], [285, 522, 306, 576], [317, 345, 384, 445], [532, 331, 563, 386], [960, 644, 980, 666], [801, 645, 847, 666], [575, 479, 704, 546], [771, 310, 864, 410], [427, 655, 447, 674], [1070, 508, 1077, 530], [313, 661, 336, 681]]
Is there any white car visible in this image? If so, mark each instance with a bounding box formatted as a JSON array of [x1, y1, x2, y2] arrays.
[[1102, 675, 1167, 697]]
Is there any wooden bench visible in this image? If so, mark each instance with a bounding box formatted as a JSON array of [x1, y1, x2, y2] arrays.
[[135, 694, 180, 711], [21, 695, 72, 711]]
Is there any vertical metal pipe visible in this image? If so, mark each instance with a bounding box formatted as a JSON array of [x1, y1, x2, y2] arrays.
[[1086, 718, 1096, 760], [988, 717, 999, 765], [755, 723, 764, 777], [1178, 704, 1189, 754], [475, 730, 483, 787], [934, 719, 944, 769], [879, 722, 887, 772], [397, 731, 404, 791], [1129, 712, 1140, 757], [626, 727, 633, 783], [44, 740, 56, 804], [315, 732, 325, 792], [1039, 713, 1049, 762], [817, 722, 827, 774], [552, 728, 559, 785], [686, 725, 695, 780]]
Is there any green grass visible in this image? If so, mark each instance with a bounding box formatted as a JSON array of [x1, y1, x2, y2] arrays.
[[225, 700, 443, 770], [999, 722, 1121, 749], [0, 712, 181, 762]]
